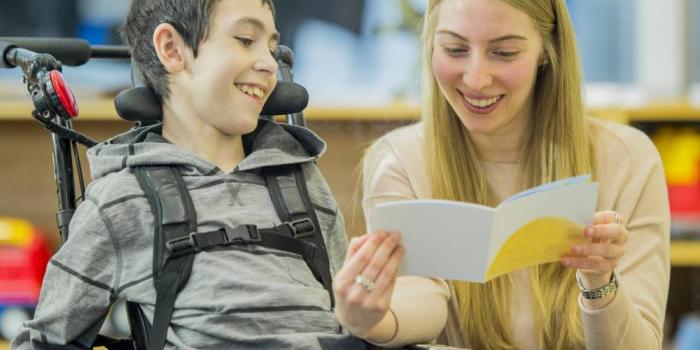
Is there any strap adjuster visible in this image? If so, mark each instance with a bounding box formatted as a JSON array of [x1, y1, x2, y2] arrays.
[[286, 218, 315, 238], [165, 233, 199, 257]]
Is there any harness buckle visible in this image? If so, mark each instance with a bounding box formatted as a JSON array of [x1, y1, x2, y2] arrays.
[[165, 233, 199, 257], [223, 224, 261, 243], [286, 218, 315, 239]]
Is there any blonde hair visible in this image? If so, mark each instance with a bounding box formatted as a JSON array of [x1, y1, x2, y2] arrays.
[[422, 0, 594, 348]]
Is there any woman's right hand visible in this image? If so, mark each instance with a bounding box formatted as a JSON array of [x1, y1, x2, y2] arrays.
[[333, 231, 404, 340]]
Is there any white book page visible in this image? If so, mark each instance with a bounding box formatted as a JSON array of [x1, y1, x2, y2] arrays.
[[370, 199, 494, 282]]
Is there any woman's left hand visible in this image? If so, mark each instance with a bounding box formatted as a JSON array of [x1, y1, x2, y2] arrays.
[[562, 210, 629, 289]]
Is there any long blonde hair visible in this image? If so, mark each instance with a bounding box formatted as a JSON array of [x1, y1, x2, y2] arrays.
[[422, 0, 594, 348]]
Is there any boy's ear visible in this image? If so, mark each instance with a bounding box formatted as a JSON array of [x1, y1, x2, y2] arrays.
[[153, 23, 189, 74]]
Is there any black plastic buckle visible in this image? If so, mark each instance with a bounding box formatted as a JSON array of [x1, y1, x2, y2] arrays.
[[286, 218, 315, 239], [223, 225, 261, 244], [165, 232, 199, 257]]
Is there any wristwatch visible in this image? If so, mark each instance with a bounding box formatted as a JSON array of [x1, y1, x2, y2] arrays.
[[576, 270, 619, 300]]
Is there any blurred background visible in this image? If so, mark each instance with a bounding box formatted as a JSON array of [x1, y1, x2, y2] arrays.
[[0, 0, 699, 348]]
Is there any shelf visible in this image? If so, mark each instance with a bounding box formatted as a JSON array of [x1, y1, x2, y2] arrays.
[[3, 97, 700, 123], [670, 241, 700, 266], [0, 99, 121, 122], [0, 98, 422, 122], [590, 103, 700, 124]]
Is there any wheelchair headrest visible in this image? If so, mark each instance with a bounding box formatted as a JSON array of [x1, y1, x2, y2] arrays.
[[114, 81, 309, 123]]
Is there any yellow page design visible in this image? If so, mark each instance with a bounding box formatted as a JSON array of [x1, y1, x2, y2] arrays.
[[485, 217, 588, 281]]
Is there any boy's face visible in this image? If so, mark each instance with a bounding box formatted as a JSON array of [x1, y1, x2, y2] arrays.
[[179, 0, 279, 136]]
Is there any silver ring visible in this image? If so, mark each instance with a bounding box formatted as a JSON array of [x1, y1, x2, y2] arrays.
[[354, 275, 375, 292]]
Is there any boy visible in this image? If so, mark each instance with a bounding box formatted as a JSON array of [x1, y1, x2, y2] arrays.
[[11, 0, 366, 348]]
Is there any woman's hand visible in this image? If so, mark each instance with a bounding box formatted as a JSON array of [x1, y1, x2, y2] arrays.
[[562, 210, 628, 295], [333, 231, 404, 340]]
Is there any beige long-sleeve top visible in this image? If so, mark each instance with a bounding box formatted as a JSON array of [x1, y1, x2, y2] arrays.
[[362, 118, 670, 349]]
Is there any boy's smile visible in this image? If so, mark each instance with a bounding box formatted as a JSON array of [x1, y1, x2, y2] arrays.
[[235, 82, 269, 107]]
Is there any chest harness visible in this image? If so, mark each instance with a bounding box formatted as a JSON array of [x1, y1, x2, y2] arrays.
[[131, 163, 334, 350]]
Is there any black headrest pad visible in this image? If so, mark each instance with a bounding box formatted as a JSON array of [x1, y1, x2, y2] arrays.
[[114, 87, 161, 122], [114, 81, 309, 122]]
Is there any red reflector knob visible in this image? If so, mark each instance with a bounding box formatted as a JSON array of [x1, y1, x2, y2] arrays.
[[49, 70, 79, 118]]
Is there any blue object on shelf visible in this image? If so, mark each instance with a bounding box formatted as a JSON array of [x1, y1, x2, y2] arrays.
[[76, 22, 110, 45], [676, 313, 700, 350]]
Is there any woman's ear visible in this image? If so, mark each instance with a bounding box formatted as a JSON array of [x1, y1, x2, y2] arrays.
[[153, 23, 188, 74]]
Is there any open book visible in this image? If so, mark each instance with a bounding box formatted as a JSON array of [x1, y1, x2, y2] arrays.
[[368, 175, 598, 283]]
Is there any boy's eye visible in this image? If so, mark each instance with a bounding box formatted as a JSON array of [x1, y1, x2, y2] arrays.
[[235, 37, 254, 47]]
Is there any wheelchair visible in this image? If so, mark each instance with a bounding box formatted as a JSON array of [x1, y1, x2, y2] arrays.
[[0, 37, 461, 350]]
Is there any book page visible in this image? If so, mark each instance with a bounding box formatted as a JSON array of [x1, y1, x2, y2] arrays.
[[498, 174, 592, 207], [370, 200, 494, 282], [484, 182, 598, 281]]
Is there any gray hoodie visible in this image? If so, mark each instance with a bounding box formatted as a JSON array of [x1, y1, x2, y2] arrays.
[[12, 120, 366, 349]]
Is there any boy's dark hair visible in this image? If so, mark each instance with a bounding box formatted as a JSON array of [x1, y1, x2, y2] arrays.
[[120, 0, 275, 103]]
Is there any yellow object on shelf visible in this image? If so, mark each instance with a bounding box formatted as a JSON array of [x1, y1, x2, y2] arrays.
[[670, 241, 700, 266], [0, 217, 34, 248], [653, 127, 700, 185]]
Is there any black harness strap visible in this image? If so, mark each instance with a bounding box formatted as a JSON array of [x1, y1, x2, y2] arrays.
[[134, 166, 196, 350], [131, 163, 336, 350], [263, 164, 334, 306]]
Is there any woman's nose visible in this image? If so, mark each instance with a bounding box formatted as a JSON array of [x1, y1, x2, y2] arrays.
[[462, 57, 493, 91]]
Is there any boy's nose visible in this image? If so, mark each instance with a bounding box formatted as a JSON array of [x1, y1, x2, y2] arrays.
[[254, 51, 278, 75], [462, 58, 493, 91]]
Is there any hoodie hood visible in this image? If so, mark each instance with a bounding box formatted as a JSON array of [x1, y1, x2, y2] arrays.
[[88, 119, 327, 180]]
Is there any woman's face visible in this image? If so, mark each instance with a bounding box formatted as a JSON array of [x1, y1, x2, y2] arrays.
[[432, 0, 544, 137]]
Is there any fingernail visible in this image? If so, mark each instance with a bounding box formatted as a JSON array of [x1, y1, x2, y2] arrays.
[[585, 227, 594, 237], [562, 258, 570, 266], [572, 246, 581, 254]]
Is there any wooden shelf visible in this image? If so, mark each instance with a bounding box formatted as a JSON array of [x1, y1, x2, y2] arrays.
[[0, 98, 423, 122], [0, 99, 120, 121], [590, 103, 700, 124], [2, 97, 700, 122], [670, 241, 700, 266]]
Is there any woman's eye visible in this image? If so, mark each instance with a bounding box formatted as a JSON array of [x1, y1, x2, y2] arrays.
[[444, 47, 468, 56], [494, 51, 519, 58], [235, 37, 254, 47]]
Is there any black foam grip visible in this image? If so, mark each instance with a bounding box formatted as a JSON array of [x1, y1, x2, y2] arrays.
[[0, 40, 17, 69], [0, 37, 91, 67]]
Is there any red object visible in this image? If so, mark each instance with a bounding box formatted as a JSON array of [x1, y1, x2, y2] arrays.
[[49, 70, 79, 118], [0, 229, 51, 305], [668, 182, 700, 215]]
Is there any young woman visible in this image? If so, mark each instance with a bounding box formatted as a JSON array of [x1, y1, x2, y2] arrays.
[[333, 0, 670, 349]]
